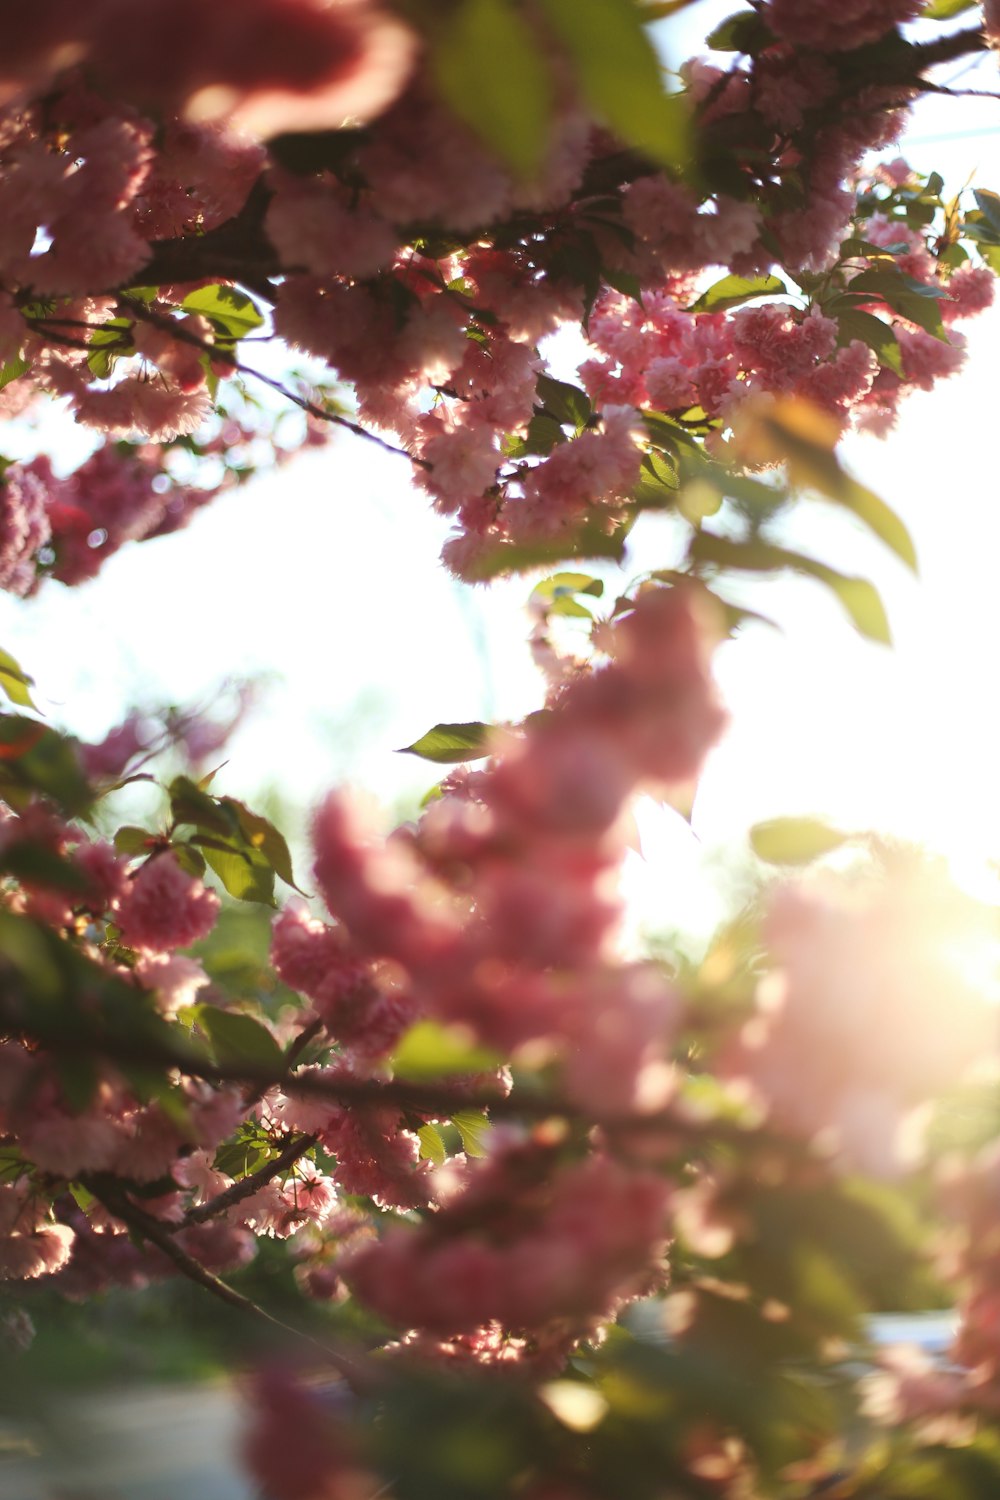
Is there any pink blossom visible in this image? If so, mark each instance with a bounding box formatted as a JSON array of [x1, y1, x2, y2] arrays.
[[0, 1223, 75, 1280], [265, 171, 395, 279], [765, 0, 922, 51], [897, 327, 966, 391], [134, 120, 265, 239], [74, 377, 211, 440], [116, 851, 220, 953], [0, 462, 50, 597]]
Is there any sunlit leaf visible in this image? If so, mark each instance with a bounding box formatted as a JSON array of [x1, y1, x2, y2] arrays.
[[181, 284, 264, 342], [538, 0, 688, 168], [690, 532, 892, 643], [0, 646, 36, 710], [431, 0, 553, 180], [750, 817, 850, 866], [691, 274, 786, 313], [191, 1004, 285, 1072], [399, 722, 493, 764], [392, 1020, 501, 1081]]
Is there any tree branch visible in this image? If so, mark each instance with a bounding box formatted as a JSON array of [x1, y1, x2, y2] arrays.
[[117, 297, 430, 469], [184, 1131, 319, 1226], [86, 1176, 378, 1391]]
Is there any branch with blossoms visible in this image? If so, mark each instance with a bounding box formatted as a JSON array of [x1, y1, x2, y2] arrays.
[[6, 4, 1000, 1499]]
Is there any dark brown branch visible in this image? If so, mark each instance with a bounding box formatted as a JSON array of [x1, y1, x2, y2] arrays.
[[912, 24, 988, 74], [87, 1177, 378, 1391], [118, 296, 430, 469], [184, 1131, 319, 1226]]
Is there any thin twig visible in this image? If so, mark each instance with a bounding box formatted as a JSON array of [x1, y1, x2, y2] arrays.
[[118, 296, 429, 469], [184, 1132, 319, 1226], [87, 1177, 378, 1391]]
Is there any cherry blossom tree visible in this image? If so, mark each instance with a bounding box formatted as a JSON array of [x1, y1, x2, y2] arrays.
[[3, 2, 1000, 1496]]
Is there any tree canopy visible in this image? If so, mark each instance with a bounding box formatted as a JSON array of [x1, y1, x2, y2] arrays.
[[3, 4, 1000, 1497]]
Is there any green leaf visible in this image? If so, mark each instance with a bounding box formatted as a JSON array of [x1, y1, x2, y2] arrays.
[[535, 374, 592, 430], [87, 317, 132, 380], [974, 188, 1000, 240], [114, 825, 157, 856], [753, 406, 917, 571], [222, 797, 302, 892], [451, 1110, 491, 1158], [180, 284, 264, 342], [431, 0, 553, 181], [392, 1021, 501, 1081], [922, 0, 976, 17], [0, 842, 91, 894], [172, 841, 208, 879], [538, 0, 688, 168], [690, 533, 892, 644], [465, 516, 631, 581], [847, 266, 950, 338], [191, 1005, 285, 1073], [0, 716, 92, 816], [604, 267, 644, 305], [417, 1123, 448, 1166], [196, 836, 276, 906], [531, 572, 604, 617], [706, 10, 773, 51], [0, 353, 29, 390], [169, 774, 238, 836], [749, 817, 850, 866], [0, 646, 36, 710], [400, 722, 493, 764], [835, 307, 903, 376], [691, 274, 786, 313]]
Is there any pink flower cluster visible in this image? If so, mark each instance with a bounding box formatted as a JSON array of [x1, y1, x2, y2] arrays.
[[342, 1143, 669, 1337], [309, 588, 723, 1109], [764, 0, 923, 52]]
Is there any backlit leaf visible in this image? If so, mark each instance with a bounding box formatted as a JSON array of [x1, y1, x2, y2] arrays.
[[431, 0, 553, 181], [750, 817, 850, 866], [400, 722, 493, 764]]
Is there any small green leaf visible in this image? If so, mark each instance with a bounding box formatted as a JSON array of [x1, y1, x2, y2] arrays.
[[417, 1123, 448, 1166], [531, 571, 605, 617], [974, 189, 1000, 240], [222, 797, 302, 892], [196, 836, 276, 906], [452, 1110, 491, 1159], [538, 0, 688, 168], [431, 0, 553, 181], [169, 775, 238, 836], [465, 517, 631, 581], [114, 826, 157, 856], [535, 374, 592, 430], [691, 274, 786, 314], [181, 284, 264, 342], [191, 1005, 285, 1073], [0, 353, 30, 390], [691, 533, 892, 644], [400, 722, 493, 764], [835, 308, 903, 376], [0, 646, 36, 710], [392, 1021, 501, 1081], [706, 10, 773, 50], [172, 842, 208, 879], [922, 0, 976, 17], [750, 816, 850, 866], [847, 266, 950, 338], [754, 406, 917, 571], [0, 716, 92, 816]]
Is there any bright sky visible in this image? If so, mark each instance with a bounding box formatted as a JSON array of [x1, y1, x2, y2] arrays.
[[1, 0, 999, 941]]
